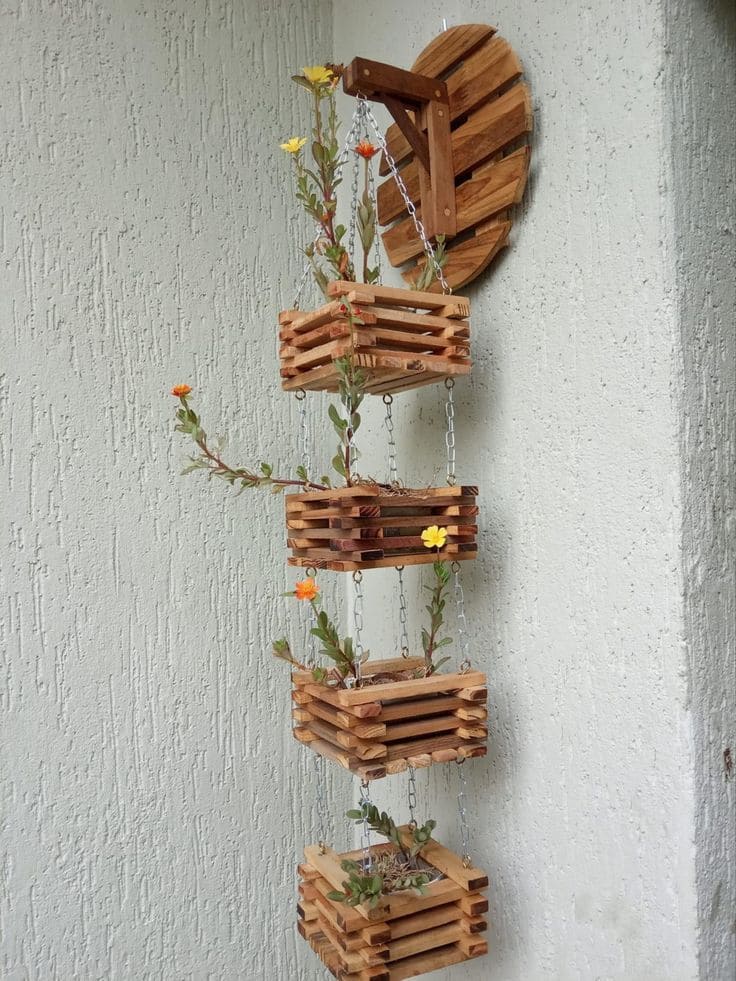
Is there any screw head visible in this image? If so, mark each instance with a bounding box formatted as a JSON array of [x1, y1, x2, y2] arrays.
[[435, 89, 442, 98], [444, 207, 451, 217], [438, 109, 444, 117], [364, 68, 370, 77]]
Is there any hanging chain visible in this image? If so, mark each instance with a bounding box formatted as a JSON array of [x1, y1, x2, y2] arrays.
[[362, 98, 450, 294], [353, 570, 364, 682], [456, 760, 472, 868], [383, 394, 398, 484], [291, 105, 365, 308], [397, 566, 410, 656], [444, 378, 456, 486], [359, 779, 372, 870], [346, 392, 358, 482], [407, 766, 418, 831], [295, 389, 311, 478], [314, 753, 328, 854], [452, 561, 472, 671], [346, 100, 366, 266]]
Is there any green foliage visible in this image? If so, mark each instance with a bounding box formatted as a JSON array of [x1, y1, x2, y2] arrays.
[[172, 393, 329, 495], [328, 804, 437, 907], [412, 235, 448, 292], [271, 638, 306, 670], [421, 559, 453, 674], [287, 72, 354, 296], [309, 607, 368, 680], [329, 351, 367, 484], [347, 803, 436, 861]]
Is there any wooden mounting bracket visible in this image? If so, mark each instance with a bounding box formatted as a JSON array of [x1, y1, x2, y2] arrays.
[[343, 57, 457, 239]]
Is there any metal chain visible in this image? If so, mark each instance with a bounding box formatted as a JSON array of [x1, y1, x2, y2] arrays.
[[353, 571, 364, 681], [314, 753, 328, 854], [444, 378, 456, 486], [451, 561, 472, 671], [383, 394, 398, 484], [397, 566, 410, 656], [346, 393, 358, 482], [291, 105, 366, 308], [346, 100, 366, 266], [362, 98, 450, 294], [295, 389, 310, 478], [456, 760, 472, 868], [407, 765, 418, 830], [359, 779, 372, 870]]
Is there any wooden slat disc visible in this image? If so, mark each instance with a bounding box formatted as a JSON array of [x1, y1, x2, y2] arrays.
[[377, 24, 532, 291]]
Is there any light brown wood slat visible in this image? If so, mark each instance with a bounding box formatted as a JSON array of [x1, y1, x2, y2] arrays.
[[412, 23, 496, 76], [381, 36, 522, 170], [382, 714, 462, 742], [376, 695, 466, 722], [397, 827, 489, 891], [386, 943, 478, 980], [332, 670, 487, 706], [370, 306, 470, 336], [405, 219, 511, 292], [366, 904, 461, 943], [327, 280, 470, 316], [382, 147, 529, 264], [386, 922, 463, 962], [377, 82, 532, 224], [384, 732, 474, 762]]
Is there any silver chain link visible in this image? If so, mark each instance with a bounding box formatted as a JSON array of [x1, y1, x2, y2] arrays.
[[353, 570, 364, 681], [362, 98, 450, 294], [456, 760, 472, 867], [383, 394, 398, 484], [452, 561, 472, 671], [407, 765, 418, 830], [397, 566, 410, 656], [444, 378, 456, 486], [314, 753, 328, 854], [296, 389, 311, 478], [359, 779, 372, 870], [366, 151, 382, 282]]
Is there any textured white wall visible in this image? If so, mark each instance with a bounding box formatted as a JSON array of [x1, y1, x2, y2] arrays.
[[0, 2, 349, 979], [2, 1, 734, 980], [666, 1, 736, 977], [335, 2, 735, 980]]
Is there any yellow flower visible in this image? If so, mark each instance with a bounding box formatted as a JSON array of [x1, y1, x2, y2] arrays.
[[280, 136, 307, 155], [302, 65, 334, 86], [421, 525, 447, 550]]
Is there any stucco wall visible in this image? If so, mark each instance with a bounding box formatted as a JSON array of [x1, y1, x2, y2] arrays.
[[666, 1, 736, 977], [0, 2, 349, 979], [2, 1, 734, 980], [336, 2, 734, 979]]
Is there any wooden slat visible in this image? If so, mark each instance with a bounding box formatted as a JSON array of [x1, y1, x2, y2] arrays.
[[412, 23, 495, 77], [397, 826, 489, 891], [377, 82, 532, 223], [381, 35, 522, 171], [382, 147, 529, 264]]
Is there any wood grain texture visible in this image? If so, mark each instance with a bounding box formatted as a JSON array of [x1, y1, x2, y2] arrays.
[[0, 2, 350, 979]]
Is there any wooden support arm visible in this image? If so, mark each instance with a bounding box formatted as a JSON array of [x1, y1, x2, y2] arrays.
[[343, 56, 457, 238]]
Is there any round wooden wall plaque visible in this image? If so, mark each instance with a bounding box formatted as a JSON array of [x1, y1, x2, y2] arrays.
[[377, 24, 533, 291]]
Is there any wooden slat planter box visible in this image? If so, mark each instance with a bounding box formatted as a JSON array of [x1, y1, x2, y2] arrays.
[[292, 657, 487, 781], [297, 829, 489, 979], [278, 281, 471, 396], [286, 484, 478, 572]]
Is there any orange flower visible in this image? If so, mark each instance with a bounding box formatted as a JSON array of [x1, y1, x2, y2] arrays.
[[354, 140, 378, 160], [171, 384, 192, 397], [295, 578, 319, 601]]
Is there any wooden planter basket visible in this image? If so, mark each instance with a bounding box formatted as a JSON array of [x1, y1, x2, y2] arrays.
[[279, 281, 471, 396], [286, 484, 478, 572], [298, 829, 488, 979], [292, 657, 487, 781]]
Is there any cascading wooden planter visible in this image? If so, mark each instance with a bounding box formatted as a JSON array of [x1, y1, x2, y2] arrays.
[[286, 484, 479, 572], [292, 656, 487, 781], [297, 829, 489, 979], [279, 281, 471, 396]]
